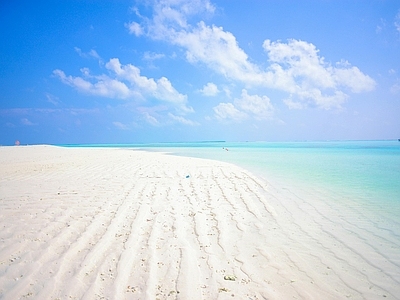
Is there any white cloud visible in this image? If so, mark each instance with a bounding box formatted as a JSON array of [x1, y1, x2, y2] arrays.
[[135, 1, 261, 83], [168, 113, 199, 125], [155, 77, 188, 108], [333, 63, 375, 93], [213, 102, 247, 121], [89, 49, 101, 60], [263, 40, 376, 94], [134, 3, 253, 76], [148, 0, 215, 37], [174, 22, 262, 84], [234, 89, 273, 120], [53, 69, 132, 99], [74, 47, 102, 61], [200, 82, 219, 96], [262, 39, 375, 109], [126, 21, 143, 36], [105, 58, 192, 112], [143, 51, 165, 61], [223, 86, 232, 98], [213, 89, 274, 122], [263, 39, 335, 90], [284, 98, 305, 110], [132, 1, 376, 110], [54, 58, 192, 113], [142, 112, 160, 126]]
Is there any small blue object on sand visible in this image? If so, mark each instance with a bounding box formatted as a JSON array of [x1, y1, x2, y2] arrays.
[[186, 175, 190, 178]]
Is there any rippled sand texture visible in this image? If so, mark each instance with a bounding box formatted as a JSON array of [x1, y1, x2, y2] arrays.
[[0, 146, 399, 299]]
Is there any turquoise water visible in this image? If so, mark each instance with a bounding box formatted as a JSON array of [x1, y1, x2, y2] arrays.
[[170, 141, 400, 200], [61, 140, 400, 212], [59, 140, 400, 294]]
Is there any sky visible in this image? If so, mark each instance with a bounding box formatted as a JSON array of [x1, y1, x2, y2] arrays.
[[1, 0, 400, 145]]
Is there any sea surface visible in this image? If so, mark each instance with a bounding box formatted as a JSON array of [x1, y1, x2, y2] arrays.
[[62, 140, 400, 216]]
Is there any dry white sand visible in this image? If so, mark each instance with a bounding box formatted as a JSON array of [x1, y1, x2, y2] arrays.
[[0, 145, 399, 299]]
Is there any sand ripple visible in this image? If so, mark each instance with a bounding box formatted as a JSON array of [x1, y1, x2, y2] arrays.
[[0, 146, 399, 299]]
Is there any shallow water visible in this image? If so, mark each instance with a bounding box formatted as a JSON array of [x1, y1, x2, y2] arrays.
[[135, 141, 399, 206], [61, 141, 400, 222], [62, 140, 400, 209]]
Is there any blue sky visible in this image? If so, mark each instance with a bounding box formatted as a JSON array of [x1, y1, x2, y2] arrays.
[[1, 0, 399, 145]]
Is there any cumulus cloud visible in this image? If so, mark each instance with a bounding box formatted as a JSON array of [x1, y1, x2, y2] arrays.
[[213, 89, 274, 122], [213, 102, 247, 121], [132, 0, 376, 110], [174, 22, 262, 84], [146, 0, 215, 37], [234, 89, 273, 120], [54, 58, 192, 113], [126, 21, 143, 36], [131, 1, 263, 84], [200, 82, 219, 96], [53, 69, 132, 99], [262, 39, 375, 109]]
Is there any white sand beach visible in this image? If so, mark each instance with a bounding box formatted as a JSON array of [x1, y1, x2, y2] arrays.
[[0, 145, 399, 299]]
